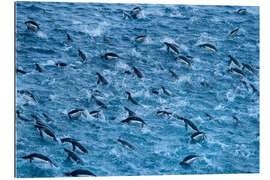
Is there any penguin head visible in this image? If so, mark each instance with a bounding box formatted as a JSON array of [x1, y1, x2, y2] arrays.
[[125, 91, 131, 96]]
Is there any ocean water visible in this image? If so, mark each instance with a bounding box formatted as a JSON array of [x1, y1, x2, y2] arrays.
[[15, 2, 259, 178]]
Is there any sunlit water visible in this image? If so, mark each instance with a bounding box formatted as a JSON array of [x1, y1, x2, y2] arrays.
[[15, 2, 259, 177]]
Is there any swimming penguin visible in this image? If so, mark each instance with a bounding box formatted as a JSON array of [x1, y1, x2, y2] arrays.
[[179, 155, 199, 166], [175, 115, 199, 132], [124, 70, 132, 75], [130, 7, 142, 19], [168, 69, 179, 79], [89, 110, 100, 118], [228, 55, 241, 67], [64, 148, 84, 165], [17, 90, 37, 102], [175, 55, 192, 67], [135, 35, 146, 42], [78, 49, 87, 63], [164, 42, 179, 54], [103, 35, 112, 43], [25, 20, 39, 31], [250, 83, 259, 96], [42, 113, 53, 122], [121, 116, 146, 128], [91, 95, 107, 109], [204, 113, 220, 123], [152, 89, 159, 95], [96, 72, 108, 85], [33, 116, 52, 130], [232, 115, 241, 126], [191, 131, 206, 142], [16, 110, 31, 122], [61, 138, 88, 154], [157, 110, 172, 117], [200, 81, 212, 89], [159, 64, 165, 70], [124, 106, 136, 117], [205, 112, 213, 120], [68, 109, 84, 119], [64, 169, 96, 177], [16, 68, 27, 74], [66, 33, 72, 41], [34, 123, 57, 142], [31, 114, 40, 121], [242, 63, 255, 74], [22, 153, 57, 167], [55, 62, 68, 67], [101, 52, 119, 60], [117, 138, 135, 150], [237, 8, 247, 15], [125, 91, 139, 105], [161, 86, 171, 96], [230, 27, 240, 36], [133, 66, 143, 78], [35, 63, 43, 72], [198, 43, 217, 52]]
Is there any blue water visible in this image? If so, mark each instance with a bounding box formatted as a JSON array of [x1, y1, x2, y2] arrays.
[[15, 2, 259, 178]]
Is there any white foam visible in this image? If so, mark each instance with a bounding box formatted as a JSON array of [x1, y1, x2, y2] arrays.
[[247, 106, 259, 118], [131, 48, 142, 57], [37, 31, 48, 39], [116, 60, 130, 70], [72, 20, 82, 25], [84, 89, 93, 98], [178, 75, 191, 82], [190, 16, 199, 22], [162, 37, 177, 44], [154, 141, 168, 154], [211, 16, 222, 23], [142, 7, 163, 17], [83, 109, 96, 121], [226, 89, 236, 102], [41, 59, 55, 66], [63, 45, 72, 51], [179, 44, 189, 53], [169, 11, 183, 18], [49, 94, 57, 101], [82, 21, 109, 37], [110, 148, 120, 157], [203, 156, 223, 171], [99, 111, 106, 122], [141, 126, 151, 134], [214, 104, 225, 110], [144, 36, 155, 45], [47, 78, 56, 85]]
